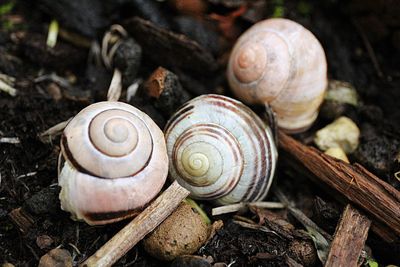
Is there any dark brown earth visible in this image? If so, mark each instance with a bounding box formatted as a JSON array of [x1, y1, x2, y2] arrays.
[[0, 0, 399, 266]]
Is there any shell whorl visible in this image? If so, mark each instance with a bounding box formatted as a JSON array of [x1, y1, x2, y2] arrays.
[[61, 101, 155, 178], [58, 101, 168, 225], [227, 18, 327, 133], [165, 94, 277, 204]]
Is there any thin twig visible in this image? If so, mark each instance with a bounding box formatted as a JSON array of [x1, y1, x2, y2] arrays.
[[101, 25, 127, 69], [39, 118, 72, 143], [352, 18, 384, 78], [34, 73, 73, 89], [232, 220, 279, 236], [16, 172, 37, 180], [274, 188, 332, 242], [0, 79, 17, 96], [0, 137, 20, 144], [212, 201, 285, 216], [107, 69, 122, 102]]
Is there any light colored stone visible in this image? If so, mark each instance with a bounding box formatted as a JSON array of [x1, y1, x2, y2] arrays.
[[38, 248, 72, 267], [325, 147, 350, 163], [314, 116, 360, 154]]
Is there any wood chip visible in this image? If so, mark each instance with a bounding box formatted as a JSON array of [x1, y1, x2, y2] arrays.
[[125, 17, 218, 76], [326, 204, 371, 267], [8, 208, 34, 234]]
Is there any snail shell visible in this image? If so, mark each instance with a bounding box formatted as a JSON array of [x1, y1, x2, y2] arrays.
[[164, 94, 277, 204], [58, 101, 168, 225], [227, 18, 328, 133]]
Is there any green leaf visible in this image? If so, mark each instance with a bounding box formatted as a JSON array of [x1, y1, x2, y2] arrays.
[[272, 0, 285, 18], [0, 1, 15, 16], [367, 259, 379, 267]]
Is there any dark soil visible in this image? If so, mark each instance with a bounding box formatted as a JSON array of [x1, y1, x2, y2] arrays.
[[0, 0, 399, 266]]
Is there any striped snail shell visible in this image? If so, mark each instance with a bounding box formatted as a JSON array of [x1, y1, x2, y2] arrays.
[[227, 18, 328, 133], [58, 101, 168, 225], [164, 94, 277, 204]]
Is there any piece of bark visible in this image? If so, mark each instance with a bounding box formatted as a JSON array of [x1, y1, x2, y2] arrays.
[[278, 131, 400, 240], [124, 17, 218, 77], [325, 205, 371, 267], [8, 208, 34, 234], [128, 0, 171, 29], [82, 181, 190, 267]]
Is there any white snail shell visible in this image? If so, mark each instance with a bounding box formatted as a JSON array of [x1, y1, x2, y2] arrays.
[[164, 94, 277, 204], [58, 101, 168, 225], [227, 18, 328, 133]]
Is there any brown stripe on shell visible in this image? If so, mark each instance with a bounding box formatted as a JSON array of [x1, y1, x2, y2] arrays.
[[205, 97, 272, 201], [62, 126, 155, 180], [166, 94, 275, 203], [83, 182, 158, 223], [84, 209, 141, 222], [61, 134, 100, 178], [87, 109, 140, 157], [209, 95, 274, 201], [164, 104, 194, 132]]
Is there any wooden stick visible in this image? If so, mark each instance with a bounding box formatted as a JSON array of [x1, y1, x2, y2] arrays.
[[278, 131, 400, 238], [212, 202, 285, 216], [325, 204, 371, 267], [81, 181, 190, 267]]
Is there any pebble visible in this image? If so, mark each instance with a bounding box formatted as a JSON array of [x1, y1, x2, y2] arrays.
[[38, 248, 72, 267], [314, 116, 360, 154]]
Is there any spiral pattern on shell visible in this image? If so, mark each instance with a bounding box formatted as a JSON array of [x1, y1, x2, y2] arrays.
[[58, 101, 168, 225], [165, 94, 277, 204], [227, 18, 327, 133]]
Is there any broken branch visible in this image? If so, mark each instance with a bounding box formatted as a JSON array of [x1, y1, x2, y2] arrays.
[[326, 204, 371, 267]]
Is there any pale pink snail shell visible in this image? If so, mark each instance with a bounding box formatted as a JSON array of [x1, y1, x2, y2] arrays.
[[58, 101, 168, 225], [227, 18, 328, 133]]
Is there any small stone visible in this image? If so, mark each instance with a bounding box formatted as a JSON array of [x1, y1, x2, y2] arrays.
[[314, 117, 360, 154], [143, 202, 210, 261], [325, 80, 358, 106], [113, 38, 142, 88], [288, 239, 317, 266], [38, 248, 72, 267], [36, 235, 54, 249], [324, 147, 350, 163], [144, 67, 191, 117], [320, 80, 359, 120], [46, 83, 62, 102]]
